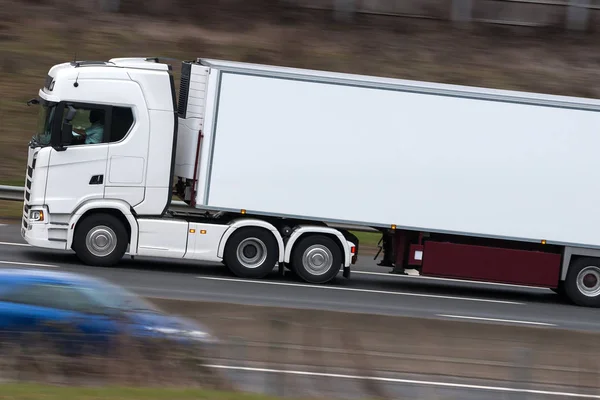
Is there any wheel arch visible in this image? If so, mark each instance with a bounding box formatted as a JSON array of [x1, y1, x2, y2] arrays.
[[561, 246, 600, 282], [217, 218, 285, 262], [284, 226, 354, 267], [67, 200, 139, 254]]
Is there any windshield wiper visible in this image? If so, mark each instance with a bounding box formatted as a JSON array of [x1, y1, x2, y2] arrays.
[[29, 135, 40, 148]]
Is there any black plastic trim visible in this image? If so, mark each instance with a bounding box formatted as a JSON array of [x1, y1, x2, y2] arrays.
[[161, 71, 179, 216], [44, 75, 53, 91], [177, 61, 192, 118], [70, 61, 109, 68]]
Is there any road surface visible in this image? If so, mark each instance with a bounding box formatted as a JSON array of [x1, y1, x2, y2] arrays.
[[1, 223, 598, 332], [3, 222, 600, 399]]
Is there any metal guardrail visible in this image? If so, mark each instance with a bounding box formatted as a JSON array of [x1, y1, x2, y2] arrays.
[[0, 185, 24, 202], [302, 0, 600, 31]]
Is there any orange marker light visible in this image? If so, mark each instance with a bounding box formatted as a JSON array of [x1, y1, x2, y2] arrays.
[[189, 229, 196, 234], [200, 230, 207, 234]]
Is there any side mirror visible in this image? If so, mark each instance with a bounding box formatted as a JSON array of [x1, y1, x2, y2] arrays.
[[65, 105, 77, 122], [51, 122, 72, 151]]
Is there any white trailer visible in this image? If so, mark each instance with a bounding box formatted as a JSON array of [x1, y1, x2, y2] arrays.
[[20, 57, 600, 307]]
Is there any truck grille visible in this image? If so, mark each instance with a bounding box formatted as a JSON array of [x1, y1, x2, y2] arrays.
[[21, 153, 36, 231]]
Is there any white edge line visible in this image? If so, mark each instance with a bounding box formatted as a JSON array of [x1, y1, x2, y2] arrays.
[[351, 270, 551, 290], [437, 314, 556, 326], [0, 260, 60, 268], [0, 241, 30, 247], [197, 276, 524, 305], [206, 364, 600, 399]]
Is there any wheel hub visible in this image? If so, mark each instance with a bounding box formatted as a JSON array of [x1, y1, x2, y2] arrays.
[[576, 266, 600, 297], [303, 245, 333, 276], [237, 238, 267, 269], [583, 273, 598, 288], [86, 226, 117, 258]]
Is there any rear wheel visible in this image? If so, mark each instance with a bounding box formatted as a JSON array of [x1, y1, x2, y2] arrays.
[[223, 227, 279, 279], [72, 213, 128, 267], [291, 235, 342, 284], [565, 257, 600, 307]]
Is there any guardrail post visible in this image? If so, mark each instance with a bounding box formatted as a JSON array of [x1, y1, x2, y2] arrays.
[[99, 0, 120, 12], [510, 346, 532, 400], [566, 0, 590, 31], [451, 0, 473, 23], [333, 0, 356, 22], [267, 318, 287, 397]]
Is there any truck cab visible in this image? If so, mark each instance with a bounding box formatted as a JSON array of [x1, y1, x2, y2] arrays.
[[23, 58, 177, 249]]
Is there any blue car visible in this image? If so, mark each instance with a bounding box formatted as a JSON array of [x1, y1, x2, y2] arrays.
[[0, 268, 217, 350]]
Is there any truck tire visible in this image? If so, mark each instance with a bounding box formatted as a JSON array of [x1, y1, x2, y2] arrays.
[[291, 235, 342, 284], [223, 227, 279, 279], [565, 257, 600, 307], [72, 213, 128, 267]]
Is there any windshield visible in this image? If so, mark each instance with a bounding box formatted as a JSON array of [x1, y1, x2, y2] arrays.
[[32, 103, 56, 147], [80, 280, 162, 314]]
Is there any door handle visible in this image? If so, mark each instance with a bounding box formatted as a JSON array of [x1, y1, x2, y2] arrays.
[[89, 175, 104, 185]]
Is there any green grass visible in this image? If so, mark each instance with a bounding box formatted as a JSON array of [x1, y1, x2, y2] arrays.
[[0, 199, 22, 219], [352, 230, 381, 248], [0, 384, 294, 400], [0, 178, 25, 186]]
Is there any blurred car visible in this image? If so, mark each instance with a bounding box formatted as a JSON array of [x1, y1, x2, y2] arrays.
[[0, 268, 217, 351]]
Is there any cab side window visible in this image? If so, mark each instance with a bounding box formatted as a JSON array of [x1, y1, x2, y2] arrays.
[[110, 107, 134, 143], [63, 105, 107, 146], [59, 103, 134, 146]]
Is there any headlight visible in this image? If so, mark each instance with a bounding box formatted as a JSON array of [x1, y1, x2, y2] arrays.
[[30, 210, 44, 222], [146, 326, 216, 342]]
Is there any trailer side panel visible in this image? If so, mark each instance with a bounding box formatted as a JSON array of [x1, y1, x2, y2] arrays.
[[197, 70, 600, 249]]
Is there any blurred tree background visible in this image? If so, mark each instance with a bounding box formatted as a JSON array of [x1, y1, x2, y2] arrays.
[[0, 0, 599, 184]]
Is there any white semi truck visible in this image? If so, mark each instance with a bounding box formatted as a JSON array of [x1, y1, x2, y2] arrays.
[[21, 57, 600, 307]]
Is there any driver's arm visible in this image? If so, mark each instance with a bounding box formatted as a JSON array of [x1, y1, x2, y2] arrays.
[[72, 127, 87, 137]]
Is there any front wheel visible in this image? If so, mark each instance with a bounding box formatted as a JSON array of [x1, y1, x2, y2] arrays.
[[291, 235, 342, 284], [565, 257, 600, 307], [72, 213, 128, 267]]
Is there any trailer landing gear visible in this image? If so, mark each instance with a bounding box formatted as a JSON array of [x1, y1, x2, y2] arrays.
[[376, 229, 420, 276]]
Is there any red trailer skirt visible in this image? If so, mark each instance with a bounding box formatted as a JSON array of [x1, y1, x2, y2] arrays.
[[421, 241, 561, 287]]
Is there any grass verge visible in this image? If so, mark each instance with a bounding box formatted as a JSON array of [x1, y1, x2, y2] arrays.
[[353, 230, 381, 248], [0, 385, 288, 400], [0, 199, 22, 220]]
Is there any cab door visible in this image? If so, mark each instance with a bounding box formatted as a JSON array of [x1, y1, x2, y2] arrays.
[[45, 102, 112, 215]]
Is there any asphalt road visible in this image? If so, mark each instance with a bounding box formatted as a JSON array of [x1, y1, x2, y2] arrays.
[[1, 223, 599, 332], [219, 362, 600, 400], [4, 222, 600, 399]]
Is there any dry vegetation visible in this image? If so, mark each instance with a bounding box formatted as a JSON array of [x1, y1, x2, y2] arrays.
[[0, 322, 230, 390], [1, 0, 600, 183]]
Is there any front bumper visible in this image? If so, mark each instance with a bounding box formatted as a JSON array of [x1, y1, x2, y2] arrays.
[[22, 218, 68, 251]]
